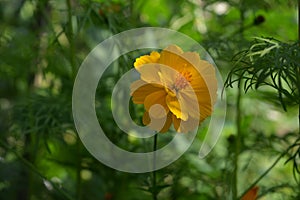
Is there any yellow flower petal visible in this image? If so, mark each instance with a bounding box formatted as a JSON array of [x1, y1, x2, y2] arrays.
[[158, 65, 178, 90], [166, 95, 188, 121], [182, 52, 201, 64], [159, 45, 185, 72], [172, 114, 198, 133], [159, 112, 173, 133], [172, 114, 181, 131], [131, 80, 163, 104], [144, 90, 168, 118], [177, 91, 200, 119], [180, 89, 213, 121], [143, 111, 150, 125], [199, 104, 213, 122], [138, 64, 161, 84], [163, 45, 183, 55], [134, 51, 160, 70], [190, 60, 218, 104], [143, 111, 173, 133]]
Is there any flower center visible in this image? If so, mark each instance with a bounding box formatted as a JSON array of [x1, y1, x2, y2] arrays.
[[173, 71, 192, 91]]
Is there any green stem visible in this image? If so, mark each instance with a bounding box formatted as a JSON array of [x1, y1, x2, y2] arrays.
[[298, 0, 300, 135], [298, 0, 300, 42], [0, 140, 74, 200], [76, 139, 82, 200], [66, 0, 76, 78], [233, 86, 242, 199], [152, 134, 158, 200], [232, 3, 246, 198], [66, 0, 81, 199], [297, 0, 300, 135]]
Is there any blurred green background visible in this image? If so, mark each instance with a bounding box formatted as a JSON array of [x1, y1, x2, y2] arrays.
[[0, 0, 299, 199]]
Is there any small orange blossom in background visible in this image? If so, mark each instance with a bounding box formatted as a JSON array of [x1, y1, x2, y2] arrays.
[[241, 186, 259, 200], [130, 45, 218, 133]]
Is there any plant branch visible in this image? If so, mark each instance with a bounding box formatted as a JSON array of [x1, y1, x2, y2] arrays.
[[299, 97, 300, 135], [66, 0, 76, 78], [238, 141, 298, 199], [238, 153, 283, 199], [0, 140, 74, 200]]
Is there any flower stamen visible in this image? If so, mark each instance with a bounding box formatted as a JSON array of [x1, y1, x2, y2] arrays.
[[173, 71, 192, 91]]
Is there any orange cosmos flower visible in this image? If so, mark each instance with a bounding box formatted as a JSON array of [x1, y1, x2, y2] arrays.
[[130, 45, 217, 133], [241, 186, 259, 200]]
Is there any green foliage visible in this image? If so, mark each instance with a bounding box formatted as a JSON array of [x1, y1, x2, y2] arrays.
[[225, 37, 300, 110]]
